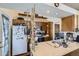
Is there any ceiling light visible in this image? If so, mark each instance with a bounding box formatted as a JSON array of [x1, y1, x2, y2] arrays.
[[46, 10, 50, 14], [56, 13, 58, 15]]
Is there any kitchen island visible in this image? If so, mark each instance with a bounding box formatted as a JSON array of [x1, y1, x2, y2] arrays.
[[30, 41, 79, 56]]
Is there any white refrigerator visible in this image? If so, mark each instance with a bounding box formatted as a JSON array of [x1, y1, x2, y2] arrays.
[[12, 25, 27, 55]]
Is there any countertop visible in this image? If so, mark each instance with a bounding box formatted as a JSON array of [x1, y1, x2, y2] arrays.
[[30, 41, 79, 56]]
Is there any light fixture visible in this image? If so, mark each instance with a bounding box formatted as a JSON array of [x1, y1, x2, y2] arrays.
[[46, 10, 50, 14], [55, 13, 58, 15], [54, 3, 59, 7]]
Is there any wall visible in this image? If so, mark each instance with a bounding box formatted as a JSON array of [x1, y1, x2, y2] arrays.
[[75, 15, 79, 29], [0, 8, 19, 19], [0, 12, 3, 55]]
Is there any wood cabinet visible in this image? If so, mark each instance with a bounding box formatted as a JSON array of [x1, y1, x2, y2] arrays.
[[35, 22, 52, 41], [62, 15, 74, 32]]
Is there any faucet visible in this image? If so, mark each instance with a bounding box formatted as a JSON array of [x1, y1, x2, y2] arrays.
[[62, 40, 68, 48]]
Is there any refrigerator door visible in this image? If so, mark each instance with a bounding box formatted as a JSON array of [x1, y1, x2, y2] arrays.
[[12, 26, 27, 55]]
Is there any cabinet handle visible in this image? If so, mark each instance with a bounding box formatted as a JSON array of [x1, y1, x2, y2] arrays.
[[0, 42, 3, 48]]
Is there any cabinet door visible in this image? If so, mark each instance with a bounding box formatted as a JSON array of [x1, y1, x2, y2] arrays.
[[62, 15, 74, 31]]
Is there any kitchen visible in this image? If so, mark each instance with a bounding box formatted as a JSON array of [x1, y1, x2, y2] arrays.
[[0, 3, 79, 56]]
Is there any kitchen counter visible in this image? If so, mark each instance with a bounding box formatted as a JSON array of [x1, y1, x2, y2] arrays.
[[31, 41, 79, 56]]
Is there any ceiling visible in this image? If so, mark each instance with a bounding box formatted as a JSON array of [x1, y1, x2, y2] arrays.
[[0, 3, 73, 18], [64, 3, 79, 10]]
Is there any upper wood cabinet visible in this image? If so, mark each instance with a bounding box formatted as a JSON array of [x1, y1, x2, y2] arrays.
[[62, 15, 74, 32]]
